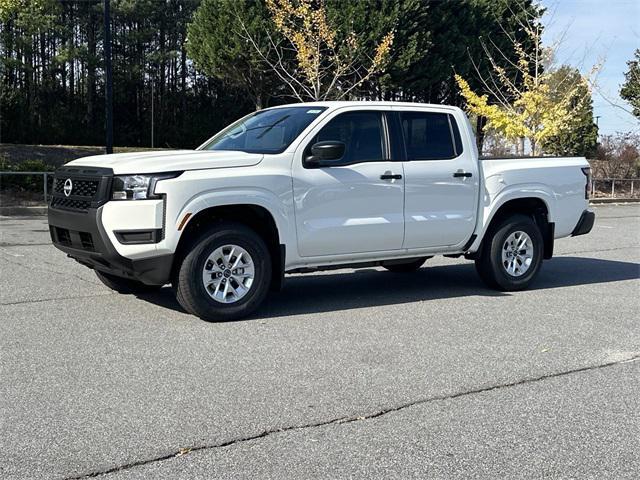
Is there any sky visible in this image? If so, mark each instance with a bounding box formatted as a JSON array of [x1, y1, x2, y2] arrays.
[[540, 0, 639, 136]]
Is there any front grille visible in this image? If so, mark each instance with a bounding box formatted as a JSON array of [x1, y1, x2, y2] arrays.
[[50, 166, 112, 213], [54, 178, 99, 197], [51, 197, 91, 211], [79, 232, 95, 251], [51, 227, 95, 251], [55, 227, 72, 246]]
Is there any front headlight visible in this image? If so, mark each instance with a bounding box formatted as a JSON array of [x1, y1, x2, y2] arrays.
[[112, 172, 182, 200], [112, 175, 151, 200]]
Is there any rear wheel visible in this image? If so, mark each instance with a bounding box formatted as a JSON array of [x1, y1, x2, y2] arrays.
[[383, 257, 429, 273], [174, 223, 272, 322], [95, 270, 162, 294], [475, 214, 543, 291]]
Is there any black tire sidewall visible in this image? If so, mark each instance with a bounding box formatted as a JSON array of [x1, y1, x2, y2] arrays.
[[177, 224, 272, 321], [485, 215, 543, 290]]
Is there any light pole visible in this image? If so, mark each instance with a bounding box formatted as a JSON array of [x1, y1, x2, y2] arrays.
[[151, 75, 154, 148], [104, 0, 113, 154]]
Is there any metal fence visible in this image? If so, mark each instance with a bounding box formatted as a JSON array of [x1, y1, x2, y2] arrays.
[[591, 178, 640, 199], [0, 171, 55, 205]]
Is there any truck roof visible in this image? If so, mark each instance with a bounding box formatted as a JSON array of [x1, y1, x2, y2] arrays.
[[268, 100, 463, 112]]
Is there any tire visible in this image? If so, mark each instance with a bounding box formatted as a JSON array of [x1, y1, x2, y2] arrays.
[[383, 257, 429, 273], [475, 214, 543, 291], [174, 222, 272, 322], [95, 270, 162, 294]]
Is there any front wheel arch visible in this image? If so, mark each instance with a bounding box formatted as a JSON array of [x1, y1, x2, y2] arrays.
[[172, 204, 284, 291]]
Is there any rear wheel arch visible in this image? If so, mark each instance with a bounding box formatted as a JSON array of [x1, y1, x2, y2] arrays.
[[172, 204, 284, 290], [475, 213, 544, 291], [478, 196, 554, 260]]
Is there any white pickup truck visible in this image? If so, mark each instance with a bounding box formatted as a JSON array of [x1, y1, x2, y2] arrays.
[[48, 101, 594, 321]]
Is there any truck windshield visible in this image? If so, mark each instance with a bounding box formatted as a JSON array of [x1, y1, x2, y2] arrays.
[[200, 106, 327, 154]]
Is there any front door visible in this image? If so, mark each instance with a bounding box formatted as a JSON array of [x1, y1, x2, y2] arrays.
[[292, 109, 405, 258]]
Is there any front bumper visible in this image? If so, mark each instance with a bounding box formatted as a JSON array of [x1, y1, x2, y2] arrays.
[[48, 206, 173, 286], [571, 209, 595, 236]]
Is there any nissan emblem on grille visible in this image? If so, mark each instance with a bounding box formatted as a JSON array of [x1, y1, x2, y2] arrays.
[[63, 178, 73, 197]]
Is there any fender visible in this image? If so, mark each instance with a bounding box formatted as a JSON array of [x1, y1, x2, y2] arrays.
[[163, 187, 294, 257], [468, 182, 555, 252]]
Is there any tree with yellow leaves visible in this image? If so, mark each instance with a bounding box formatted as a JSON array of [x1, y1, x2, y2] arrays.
[[455, 9, 596, 156], [236, 0, 394, 102]]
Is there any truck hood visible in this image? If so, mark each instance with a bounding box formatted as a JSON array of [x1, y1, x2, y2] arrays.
[[65, 149, 263, 175]]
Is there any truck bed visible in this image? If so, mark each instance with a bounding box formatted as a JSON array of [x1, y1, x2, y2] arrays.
[[479, 156, 590, 238]]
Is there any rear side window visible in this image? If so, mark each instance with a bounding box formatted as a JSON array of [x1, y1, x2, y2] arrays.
[[400, 112, 462, 160], [309, 111, 384, 164]]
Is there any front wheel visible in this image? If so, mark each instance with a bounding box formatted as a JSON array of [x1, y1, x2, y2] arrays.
[[174, 223, 272, 322], [475, 214, 543, 291]]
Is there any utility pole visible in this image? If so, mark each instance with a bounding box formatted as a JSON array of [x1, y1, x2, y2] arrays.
[[0, 60, 3, 143], [104, 0, 113, 154], [151, 76, 154, 148]]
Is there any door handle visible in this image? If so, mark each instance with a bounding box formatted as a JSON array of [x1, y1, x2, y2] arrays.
[[380, 173, 402, 180], [453, 171, 472, 178]]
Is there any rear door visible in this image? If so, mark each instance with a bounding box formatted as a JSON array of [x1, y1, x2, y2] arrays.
[[292, 108, 405, 257], [393, 107, 479, 249]]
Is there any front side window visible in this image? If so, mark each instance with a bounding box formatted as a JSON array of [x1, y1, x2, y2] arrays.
[[400, 111, 460, 160], [308, 111, 385, 165], [201, 106, 326, 154]]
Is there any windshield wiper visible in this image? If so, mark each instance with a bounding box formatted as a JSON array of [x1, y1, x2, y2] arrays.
[[256, 115, 291, 139]]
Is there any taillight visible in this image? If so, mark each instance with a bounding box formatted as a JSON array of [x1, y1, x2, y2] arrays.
[[581, 167, 591, 200]]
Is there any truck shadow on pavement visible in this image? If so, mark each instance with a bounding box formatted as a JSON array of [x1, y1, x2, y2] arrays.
[[138, 256, 640, 320]]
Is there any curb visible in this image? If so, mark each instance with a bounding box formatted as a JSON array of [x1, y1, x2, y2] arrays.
[[0, 206, 48, 216], [590, 198, 640, 205]]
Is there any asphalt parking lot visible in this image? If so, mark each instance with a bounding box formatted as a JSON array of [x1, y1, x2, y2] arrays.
[[1, 204, 639, 479]]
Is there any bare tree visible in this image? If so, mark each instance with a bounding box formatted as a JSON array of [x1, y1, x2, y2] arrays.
[[455, 2, 599, 156], [593, 133, 640, 178], [234, 0, 394, 102]]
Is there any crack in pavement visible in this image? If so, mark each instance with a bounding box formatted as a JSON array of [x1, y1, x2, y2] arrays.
[[593, 214, 640, 220], [556, 245, 640, 256], [64, 354, 640, 480], [1, 292, 114, 307]]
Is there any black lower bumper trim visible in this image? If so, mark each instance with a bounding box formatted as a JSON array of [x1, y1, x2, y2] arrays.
[[571, 209, 595, 236], [48, 206, 173, 285], [114, 229, 163, 244]]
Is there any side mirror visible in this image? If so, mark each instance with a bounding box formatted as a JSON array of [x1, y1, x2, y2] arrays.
[[306, 141, 345, 166]]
